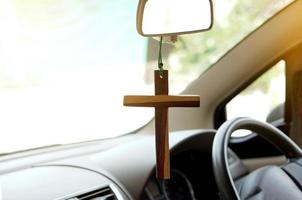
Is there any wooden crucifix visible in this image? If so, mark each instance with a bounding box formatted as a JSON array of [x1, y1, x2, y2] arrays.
[[123, 70, 200, 179]]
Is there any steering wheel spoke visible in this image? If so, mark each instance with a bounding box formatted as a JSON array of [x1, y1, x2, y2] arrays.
[[282, 157, 302, 190], [212, 117, 302, 200]]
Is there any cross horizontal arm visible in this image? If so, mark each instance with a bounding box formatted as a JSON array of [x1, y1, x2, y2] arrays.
[[124, 95, 200, 107]]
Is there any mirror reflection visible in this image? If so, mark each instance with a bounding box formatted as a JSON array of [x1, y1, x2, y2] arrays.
[[139, 0, 213, 36]]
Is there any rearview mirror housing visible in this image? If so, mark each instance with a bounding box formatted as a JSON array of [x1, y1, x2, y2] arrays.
[[137, 0, 214, 37]]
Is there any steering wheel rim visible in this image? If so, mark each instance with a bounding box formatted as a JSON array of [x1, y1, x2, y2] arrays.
[[212, 117, 302, 200]]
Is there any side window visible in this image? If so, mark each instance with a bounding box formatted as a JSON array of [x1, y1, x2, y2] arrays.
[[226, 60, 285, 136]]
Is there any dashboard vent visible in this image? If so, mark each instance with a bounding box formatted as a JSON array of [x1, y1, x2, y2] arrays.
[[75, 186, 117, 200]]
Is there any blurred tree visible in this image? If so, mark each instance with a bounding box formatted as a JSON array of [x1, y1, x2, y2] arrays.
[[168, 0, 292, 92]]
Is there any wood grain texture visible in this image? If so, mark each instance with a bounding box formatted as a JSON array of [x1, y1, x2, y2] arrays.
[[154, 70, 170, 179], [155, 107, 170, 179], [155, 70, 168, 95], [123, 95, 200, 107], [123, 70, 200, 180]]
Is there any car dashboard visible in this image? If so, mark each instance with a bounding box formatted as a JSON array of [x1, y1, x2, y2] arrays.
[[0, 129, 246, 200], [142, 149, 218, 200]]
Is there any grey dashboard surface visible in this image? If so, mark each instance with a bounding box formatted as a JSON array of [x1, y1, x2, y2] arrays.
[[0, 165, 127, 200], [0, 129, 217, 200], [41, 130, 216, 199]]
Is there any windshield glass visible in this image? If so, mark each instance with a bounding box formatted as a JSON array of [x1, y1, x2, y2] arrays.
[[0, 0, 293, 154]]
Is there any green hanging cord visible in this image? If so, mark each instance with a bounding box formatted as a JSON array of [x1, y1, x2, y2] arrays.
[[158, 36, 164, 78]]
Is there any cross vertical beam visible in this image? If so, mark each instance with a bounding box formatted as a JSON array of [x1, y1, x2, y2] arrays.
[[123, 70, 200, 180], [154, 70, 170, 179]]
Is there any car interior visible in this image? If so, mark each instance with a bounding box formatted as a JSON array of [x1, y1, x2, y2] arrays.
[[0, 0, 302, 200]]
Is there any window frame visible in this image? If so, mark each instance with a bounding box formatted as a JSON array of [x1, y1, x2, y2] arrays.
[[214, 56, 287, 132]]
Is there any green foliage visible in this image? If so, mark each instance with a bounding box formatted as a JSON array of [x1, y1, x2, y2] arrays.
[[169, 0, 291, 88], [242, 61, 285, 94]]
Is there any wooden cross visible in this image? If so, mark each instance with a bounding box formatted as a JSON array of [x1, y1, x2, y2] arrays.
[[123, 70, 200, 179]]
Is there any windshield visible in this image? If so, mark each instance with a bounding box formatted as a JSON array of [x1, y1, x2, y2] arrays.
[[0, 0, 293, 154]]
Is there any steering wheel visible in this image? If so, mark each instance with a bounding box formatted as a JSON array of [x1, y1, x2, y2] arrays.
[[212, 117, 302, 200]]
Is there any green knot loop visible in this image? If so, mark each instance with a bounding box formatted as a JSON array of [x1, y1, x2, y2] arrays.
[[158, 36, 164, 78]]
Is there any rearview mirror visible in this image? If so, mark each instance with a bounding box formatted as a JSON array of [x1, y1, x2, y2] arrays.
[[137, 0, 213, 37]]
